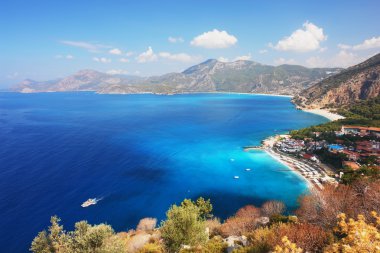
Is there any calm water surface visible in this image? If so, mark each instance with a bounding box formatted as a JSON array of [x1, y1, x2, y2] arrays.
[[0, 92, 328, 252]]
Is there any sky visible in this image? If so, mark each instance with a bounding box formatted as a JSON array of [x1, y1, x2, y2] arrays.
[[1, 0, 379, 87]]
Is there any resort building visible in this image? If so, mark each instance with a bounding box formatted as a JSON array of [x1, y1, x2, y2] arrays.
[[341, 125, 380, 137]]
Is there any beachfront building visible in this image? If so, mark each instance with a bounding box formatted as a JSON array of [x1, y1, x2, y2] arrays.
[[277, 139, 304, 153], [341, 125, 380, 137]]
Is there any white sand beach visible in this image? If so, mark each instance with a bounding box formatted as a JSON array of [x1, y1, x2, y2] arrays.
[[302, 109, 345, 121]]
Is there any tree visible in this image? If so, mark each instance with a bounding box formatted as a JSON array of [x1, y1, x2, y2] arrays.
[[181, 197, 213, 220], [196, 197, 213, 219], [30, 216, 127, 253], [30, 216, 68, 253], [324, 212, 380, 253], [161, 200, 208, 252]]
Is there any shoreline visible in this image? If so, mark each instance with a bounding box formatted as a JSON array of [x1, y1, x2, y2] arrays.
[[263, 148, 314, 189], [9, 90, 294, 98], [301, 108, 345, 121]]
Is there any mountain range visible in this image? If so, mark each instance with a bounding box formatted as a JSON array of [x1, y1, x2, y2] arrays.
[[15, 59, 341, 96], [293, 53, 380, 109]]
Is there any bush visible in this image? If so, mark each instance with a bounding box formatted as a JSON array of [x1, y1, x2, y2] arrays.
[[232, 244, 270, 253], [324, 212, 380, 252], [273, 236, 302, 253], [137, 218, 157, 232], [138, 242, 164, 253], [247, 222, 332, 252], [127, 232, 153, 253], [205, 218, 222, 237], [220, 205, 261, 237], [235, 205, 261, 219], [161, 199, 208, 252], [30, 216, 128, 253], [296, 180, 380, 229], [261, 201, 285, 217], [204, 236, 228, 253]]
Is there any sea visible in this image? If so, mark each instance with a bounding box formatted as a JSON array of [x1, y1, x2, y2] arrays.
[[0, 92, 328, 252]]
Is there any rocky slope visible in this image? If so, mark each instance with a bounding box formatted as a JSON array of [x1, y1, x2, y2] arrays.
[[293, 53, 380, 109], [15, 59, 341, 95]]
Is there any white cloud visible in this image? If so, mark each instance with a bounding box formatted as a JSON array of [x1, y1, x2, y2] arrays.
[[353, 36, 380, 50], [158, 52, 200, 63], [319, 47, 327, 52], [119, 58, 130, 63], [259, 49, 268, 54], [274, 58, 297, 65], [55, 54, 74, 60], [338, 36, 380, 51], [233, 53, 252, 61], [125, 51, 134, 57], [168, 36, 184, 43], [93, 57, 111, 63], [272, 22, 327, 52], [136, 47, 158, 63], [305, 50, 365, 68], [338, 43, 351, 50], [190, 29, 237, 49], [60, 40, 110, 52], [218, 57, 229, 62], [106, 69, 129, 75], [109, 48, 122, 55]]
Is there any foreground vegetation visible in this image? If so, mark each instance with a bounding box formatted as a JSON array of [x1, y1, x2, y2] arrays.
[[31, 180, 380, 253]]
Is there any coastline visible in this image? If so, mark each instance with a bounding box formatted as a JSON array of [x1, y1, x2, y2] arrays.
[[263, 148, 314, 189], [301, 108, 345, 121]]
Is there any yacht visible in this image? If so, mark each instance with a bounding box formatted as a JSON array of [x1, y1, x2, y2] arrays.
[[81, 198, 97, 207]]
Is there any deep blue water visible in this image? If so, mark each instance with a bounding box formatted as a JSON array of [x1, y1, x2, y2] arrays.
[[0, 92, 328, 252]]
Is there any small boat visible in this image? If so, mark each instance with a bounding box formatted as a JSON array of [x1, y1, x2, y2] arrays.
[[234, 176, 240, 179], [230, 158, 235, 162], [81, 198, 97, 208], [245, 168, 251, 171]]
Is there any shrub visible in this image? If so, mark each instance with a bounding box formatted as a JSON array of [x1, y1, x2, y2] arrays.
[[270, 214, 297, 225], [205, 218, 222, 237], [30, 216, 128, 253], [296, 180, 380, 229], [232, 244, 271, 253], [273, 236, 302, 253], [324, 212, 380, 252], [127, 232, 153, 253], [138, 242, 164, 253], [137, 218, 157, 232], [235, 205, 261, 219], [204, 236, 228, 253], [161, 199, 208, 252], [261, 201, 285, 217], [247, 222, 332, 252], [220, 205, 262, 236]]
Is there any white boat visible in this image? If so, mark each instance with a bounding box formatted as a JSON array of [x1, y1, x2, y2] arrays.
[[234, 176, 240, 179], [245, 168, 251, 171], [81, 198, 97, 208]]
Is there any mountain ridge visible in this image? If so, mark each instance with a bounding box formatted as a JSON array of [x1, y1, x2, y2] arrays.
[[14, 59, 342, 95], [293, 53, 380, 109]]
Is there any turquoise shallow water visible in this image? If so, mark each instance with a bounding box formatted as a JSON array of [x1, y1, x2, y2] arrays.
[[0, 92, 328, 252]]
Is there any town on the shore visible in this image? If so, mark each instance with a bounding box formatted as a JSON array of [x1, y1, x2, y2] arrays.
[[252, 125, 380, 190]]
